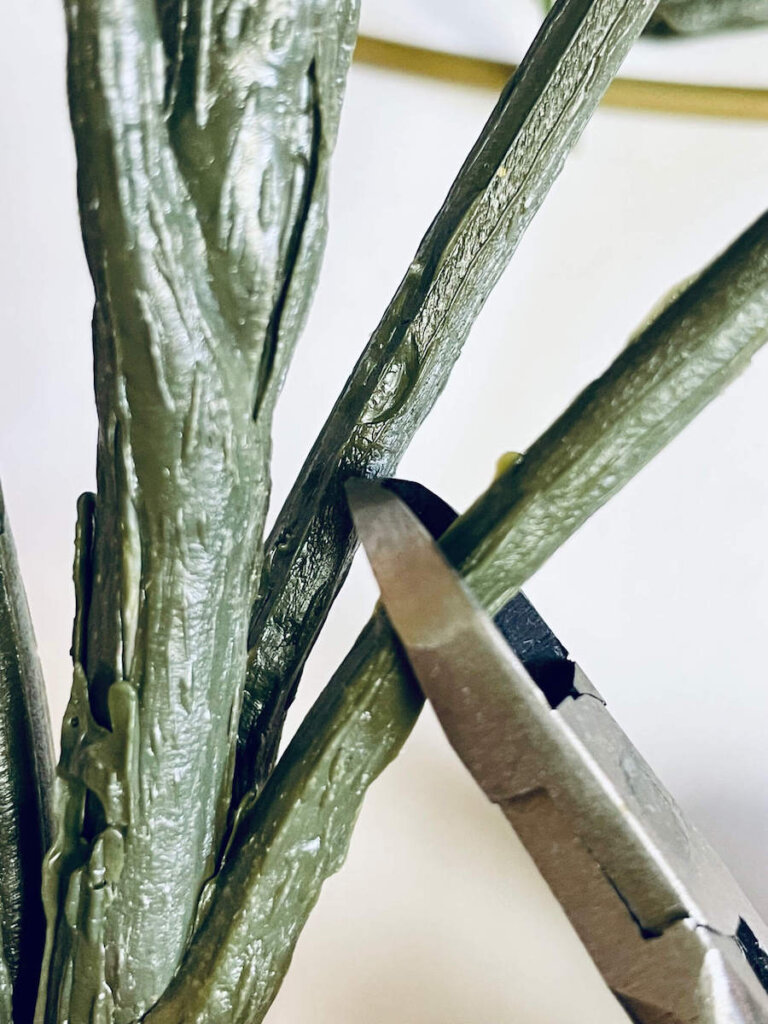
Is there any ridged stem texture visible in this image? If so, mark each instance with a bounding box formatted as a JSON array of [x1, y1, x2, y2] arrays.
[[234, 0, 661, 807], [38, 1, 358, 1021], [648, 0, 768, 32], [0, 485, 54, 1023], [0, 949, 10, 1024], [146, 201, 768, 1024]]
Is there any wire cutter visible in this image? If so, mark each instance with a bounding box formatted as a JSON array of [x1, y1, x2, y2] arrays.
[[346, 478, 768, 1024]]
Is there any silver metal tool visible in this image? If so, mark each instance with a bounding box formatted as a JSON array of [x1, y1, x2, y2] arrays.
[[347, 478, 768, 1024]]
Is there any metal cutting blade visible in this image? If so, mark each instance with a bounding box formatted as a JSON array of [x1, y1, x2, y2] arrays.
[[347, 477, 768, 1024]]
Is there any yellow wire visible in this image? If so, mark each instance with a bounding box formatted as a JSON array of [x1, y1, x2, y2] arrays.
[[354, 34, 768, 122]]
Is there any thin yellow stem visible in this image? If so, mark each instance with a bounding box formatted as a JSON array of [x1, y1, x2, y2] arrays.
[[354, 34, 768, 122]]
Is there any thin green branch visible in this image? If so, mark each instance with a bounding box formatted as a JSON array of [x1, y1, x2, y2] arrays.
[[0, 484, 54, 1024], [0, 948, 10, 1024], [444, 211, 768, 606], [147, 203, 768, 1024], [235, 0, 661, 806], [39, 1, 358, 1020], [648, 0, 768, 33]]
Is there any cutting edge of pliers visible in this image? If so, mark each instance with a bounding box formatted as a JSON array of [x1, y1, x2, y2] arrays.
[[347, 477, 768, 1024]]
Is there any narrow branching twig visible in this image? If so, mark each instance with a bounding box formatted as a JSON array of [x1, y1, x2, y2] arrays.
[[0, 484, 54, 1024], [38, 1, 358, 1020], [147, 204, 768, 1024], [235, 0, 660, 806]]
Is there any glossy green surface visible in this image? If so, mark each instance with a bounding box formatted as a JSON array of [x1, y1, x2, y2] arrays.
[[649, 0, 768, 33], [31, 0, 768, 1017], [147, 613, 416, 1024], [38, 2, 358, 1021], [0, 948, 10, 1024], [146, 205, 768, 1024], [235, 0, 661, 808], [0, 485, 54, 1023], [446, 210, 768, 609]]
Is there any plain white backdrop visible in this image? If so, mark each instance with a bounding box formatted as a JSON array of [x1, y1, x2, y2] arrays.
[[1, 2, 768, 1021]]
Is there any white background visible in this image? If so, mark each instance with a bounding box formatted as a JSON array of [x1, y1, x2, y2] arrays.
[[1, 2, 768, 1021]]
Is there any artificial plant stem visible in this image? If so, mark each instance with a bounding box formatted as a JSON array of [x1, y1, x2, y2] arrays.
[[146, 206, 768, 1024], [0, 485, 54, 1024], [444, 208, 768, 606], [38, 1, 358, 1020], [235, 0, 660, 805], [648, 0, 768, 33], [0, 949, 10, 1024]]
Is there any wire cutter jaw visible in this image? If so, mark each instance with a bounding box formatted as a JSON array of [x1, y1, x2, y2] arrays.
[[347, 478, 768, 1024]]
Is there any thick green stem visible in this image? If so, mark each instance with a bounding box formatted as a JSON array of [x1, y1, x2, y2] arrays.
[[234, 0, 660, 805], [147, 206, 768, 1024], [146, 613, 419, 1024], [0, 485, 54, 1024], [39, 1, 358, 1021]]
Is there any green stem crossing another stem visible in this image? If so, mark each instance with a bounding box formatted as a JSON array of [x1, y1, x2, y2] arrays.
[[149, 200, 768, 1024], [235, 0, 661, 807]]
